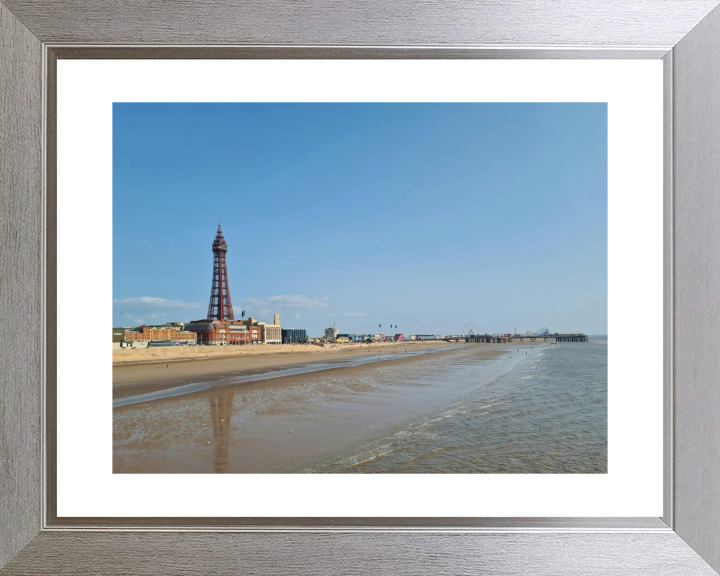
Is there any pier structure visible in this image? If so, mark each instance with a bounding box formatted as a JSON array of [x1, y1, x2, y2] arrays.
[[443, 334, 512, 343], [554, 333, 589, 342], [444, 330, 590, 344], [509, 333, 589, 342], [513, 334, 549, 342]]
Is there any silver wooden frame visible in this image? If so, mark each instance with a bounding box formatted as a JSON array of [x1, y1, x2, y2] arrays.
[[2, 1, 720, 574]]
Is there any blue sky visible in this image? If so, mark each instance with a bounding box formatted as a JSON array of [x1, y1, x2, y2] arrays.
[[113, 103, 607, 336]]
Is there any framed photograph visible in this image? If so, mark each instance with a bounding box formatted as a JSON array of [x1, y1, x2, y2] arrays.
[[2, 1, 720, 574]]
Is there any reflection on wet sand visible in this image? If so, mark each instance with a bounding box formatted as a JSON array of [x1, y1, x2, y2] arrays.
[[113, 344, 476, 408], [208, 392, 235, 473], [113, 339, 606, 474], [113, 345, 530, 473]]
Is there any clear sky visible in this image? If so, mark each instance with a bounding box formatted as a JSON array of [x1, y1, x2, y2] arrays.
[[113, 103, 607, 336]]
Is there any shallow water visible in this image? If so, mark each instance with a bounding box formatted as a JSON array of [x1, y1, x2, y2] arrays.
[[300, 337, 607, 473], [113, 338, 606, 474]]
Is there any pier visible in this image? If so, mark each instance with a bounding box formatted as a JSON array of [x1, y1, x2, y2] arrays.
[[442, 333, 589, 343], [553, 333, 589, 342], [443, 335, 512, 343]]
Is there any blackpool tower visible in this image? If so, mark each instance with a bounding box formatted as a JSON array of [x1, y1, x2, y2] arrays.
[[206, 223, 235, 321]]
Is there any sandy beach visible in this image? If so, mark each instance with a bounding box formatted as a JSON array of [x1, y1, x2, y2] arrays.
[[113, 340, 506, 383], [112, 340, 546, 405], [114, 340, 567, 473], [113, 339, 466, 366]]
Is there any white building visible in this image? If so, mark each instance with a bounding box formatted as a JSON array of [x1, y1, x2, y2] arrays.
[[243, 314, 281, 344]]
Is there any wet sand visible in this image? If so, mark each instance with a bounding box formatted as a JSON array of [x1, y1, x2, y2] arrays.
[[113, 340, 506, 388], [113, 342, 527, 401], [114, 342, 550, 473]]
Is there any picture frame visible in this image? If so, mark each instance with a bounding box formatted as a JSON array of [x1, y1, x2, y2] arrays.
[[1, 1, 719, 573]]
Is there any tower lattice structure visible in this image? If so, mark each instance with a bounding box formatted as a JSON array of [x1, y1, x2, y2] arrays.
[[206, 223, 235, 322]]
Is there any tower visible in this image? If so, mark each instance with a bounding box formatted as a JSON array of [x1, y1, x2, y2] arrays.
[[207, 223, 235, 321]]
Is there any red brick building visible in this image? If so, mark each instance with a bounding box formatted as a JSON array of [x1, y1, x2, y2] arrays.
[[124, 325, 197, 343], [183, 320, 261, 345]]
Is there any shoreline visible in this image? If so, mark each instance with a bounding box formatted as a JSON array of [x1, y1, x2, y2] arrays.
[[113, 340, 546, 404], [113, 340, 493, 384], [113, 341, 558, 473]]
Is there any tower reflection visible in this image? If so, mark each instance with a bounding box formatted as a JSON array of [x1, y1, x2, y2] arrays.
[[207, 391, 235, 473]]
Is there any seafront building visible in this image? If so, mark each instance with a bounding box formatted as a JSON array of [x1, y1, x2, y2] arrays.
[[113, 324, 197, 349], [242, 314, 281, 344], [324, 327, 339, 342], [113, 316, 284, 348], [122, 325, 197, 343], [336, 334, 362, 343], [264, 314, 282, 344], [282, 328, 308, 344], [183, 319, 261, 345]]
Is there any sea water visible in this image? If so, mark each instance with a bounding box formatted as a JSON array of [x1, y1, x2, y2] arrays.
[[299, 337, 607, 473]]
